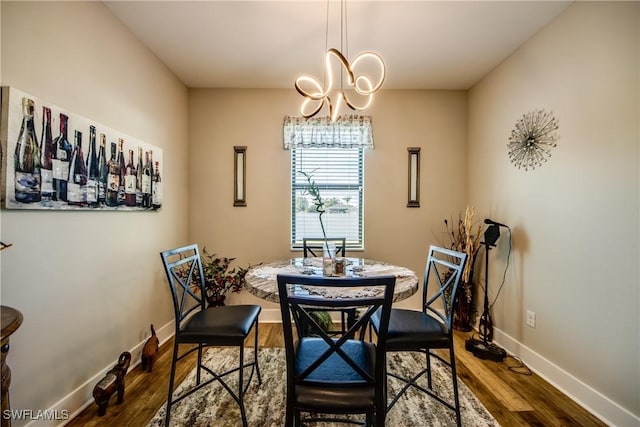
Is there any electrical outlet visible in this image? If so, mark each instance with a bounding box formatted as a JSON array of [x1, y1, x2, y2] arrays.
[[526, 310, 536, 328]]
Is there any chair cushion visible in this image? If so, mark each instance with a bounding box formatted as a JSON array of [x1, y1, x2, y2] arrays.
[[295, 384, 376, 412], [372, 308, 449, 352], [178, 304, 261, 346], [293, 338, 377, 411]]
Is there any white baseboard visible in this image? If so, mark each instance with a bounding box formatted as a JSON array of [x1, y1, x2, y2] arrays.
[[33, 321, 175, 427], [493, 327, 640, 427]]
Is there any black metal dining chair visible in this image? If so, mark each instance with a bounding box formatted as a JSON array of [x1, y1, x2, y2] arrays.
[[370, 245, 467, 427], [277, 273, 396, 427], [302, 237, 353, 335], [160, 244, 261, 427], [302, 237, 346, 258]]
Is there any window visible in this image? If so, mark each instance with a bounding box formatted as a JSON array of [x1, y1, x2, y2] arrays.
[[291, 147, 364, 250], [285, 115, 373, 251]]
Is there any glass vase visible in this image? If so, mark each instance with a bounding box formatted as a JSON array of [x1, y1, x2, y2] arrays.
[[322, 242, 336, 276]]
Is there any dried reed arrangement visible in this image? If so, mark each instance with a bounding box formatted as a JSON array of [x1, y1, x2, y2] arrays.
[[443, 205, 483, 283], [438, 206, 483, 330]]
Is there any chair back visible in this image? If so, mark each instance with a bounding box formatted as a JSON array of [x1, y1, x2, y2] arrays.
[[422, 246, 468, 333], [277, 274, 395, 388], [302, 237, 346, 258], [160, 244, 207, 333]]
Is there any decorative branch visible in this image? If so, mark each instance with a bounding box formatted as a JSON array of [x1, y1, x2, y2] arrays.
[[299, 170, 328, 246], [442, 206, 482, 283]]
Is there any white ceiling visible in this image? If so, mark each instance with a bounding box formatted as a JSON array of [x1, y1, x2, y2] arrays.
[[104, 1, 571, 90]]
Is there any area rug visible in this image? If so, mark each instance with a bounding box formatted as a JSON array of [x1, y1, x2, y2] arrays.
[[147, 347, 499, 427]]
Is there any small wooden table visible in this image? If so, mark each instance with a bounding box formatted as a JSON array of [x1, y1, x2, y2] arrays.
[[245, 257, 419, 303], [1, 306, 23, 427]]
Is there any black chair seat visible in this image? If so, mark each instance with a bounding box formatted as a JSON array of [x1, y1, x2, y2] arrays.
[[178, 305, 261, 345], [295, 338, 376, 411], [296, 338, 376, 384], [372, 308, 450, 351]]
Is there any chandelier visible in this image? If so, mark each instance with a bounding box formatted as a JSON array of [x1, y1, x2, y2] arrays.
[[294, 0, 386, 121]]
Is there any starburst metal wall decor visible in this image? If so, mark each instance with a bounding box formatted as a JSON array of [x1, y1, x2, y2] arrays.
[[507, 109, 559, 171]]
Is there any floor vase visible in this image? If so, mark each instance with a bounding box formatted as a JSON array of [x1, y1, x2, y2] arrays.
[[453, 281, 473, 331]]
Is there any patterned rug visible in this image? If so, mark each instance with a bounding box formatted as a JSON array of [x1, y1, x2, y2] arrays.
[[147, 347, 499, 427]]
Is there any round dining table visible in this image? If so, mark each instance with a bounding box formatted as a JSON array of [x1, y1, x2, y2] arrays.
[[244, 257, 419, 303]]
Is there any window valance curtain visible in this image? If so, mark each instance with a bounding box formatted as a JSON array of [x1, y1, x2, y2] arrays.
[[283, 115, 374, 149]]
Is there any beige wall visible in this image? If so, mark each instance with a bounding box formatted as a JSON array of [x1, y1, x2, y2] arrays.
[[188, 89, 468, 314], [0, 1, 188, 422], [1, 1, 637, 425], [468, 2, 639, 423]]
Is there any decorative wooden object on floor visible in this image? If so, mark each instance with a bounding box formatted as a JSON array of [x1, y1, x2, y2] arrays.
[[92, 352, 131, 416], [141, 324, 159, 372], [1, 306, 23, 427]]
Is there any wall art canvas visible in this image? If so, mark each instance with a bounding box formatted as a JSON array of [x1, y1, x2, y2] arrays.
[[1, 86, 163, 210]]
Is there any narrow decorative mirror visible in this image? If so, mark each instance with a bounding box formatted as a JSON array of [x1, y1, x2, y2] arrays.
[[234, 146, 247, 207], [407, 147, 420, 207]]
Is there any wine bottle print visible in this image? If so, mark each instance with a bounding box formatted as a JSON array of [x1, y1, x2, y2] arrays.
[[86, 125, 100, 207], [40, 106, 54, 203], [52, 113, 72, 202], [5, 87, 165, 210], [14, 97, 41, 203], [67, 130, 87, 206], [97, 133, 108, 206], [124, 149, 136, 207], [106, 141, 119, 207], [142, 150, 152, 208], [152, 160, 162, 209], [117, 138, 126, 205], [135, 146, 143, 207]]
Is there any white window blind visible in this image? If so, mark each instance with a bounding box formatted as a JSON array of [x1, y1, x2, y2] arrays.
[[290, 147, 364, 250], [286, 115, 372, 251]]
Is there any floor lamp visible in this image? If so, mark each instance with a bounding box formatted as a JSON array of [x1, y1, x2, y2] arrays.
[[465, 219, 508, 362]]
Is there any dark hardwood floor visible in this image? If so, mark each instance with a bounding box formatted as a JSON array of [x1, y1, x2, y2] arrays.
[[67, 323, 606, 427]]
